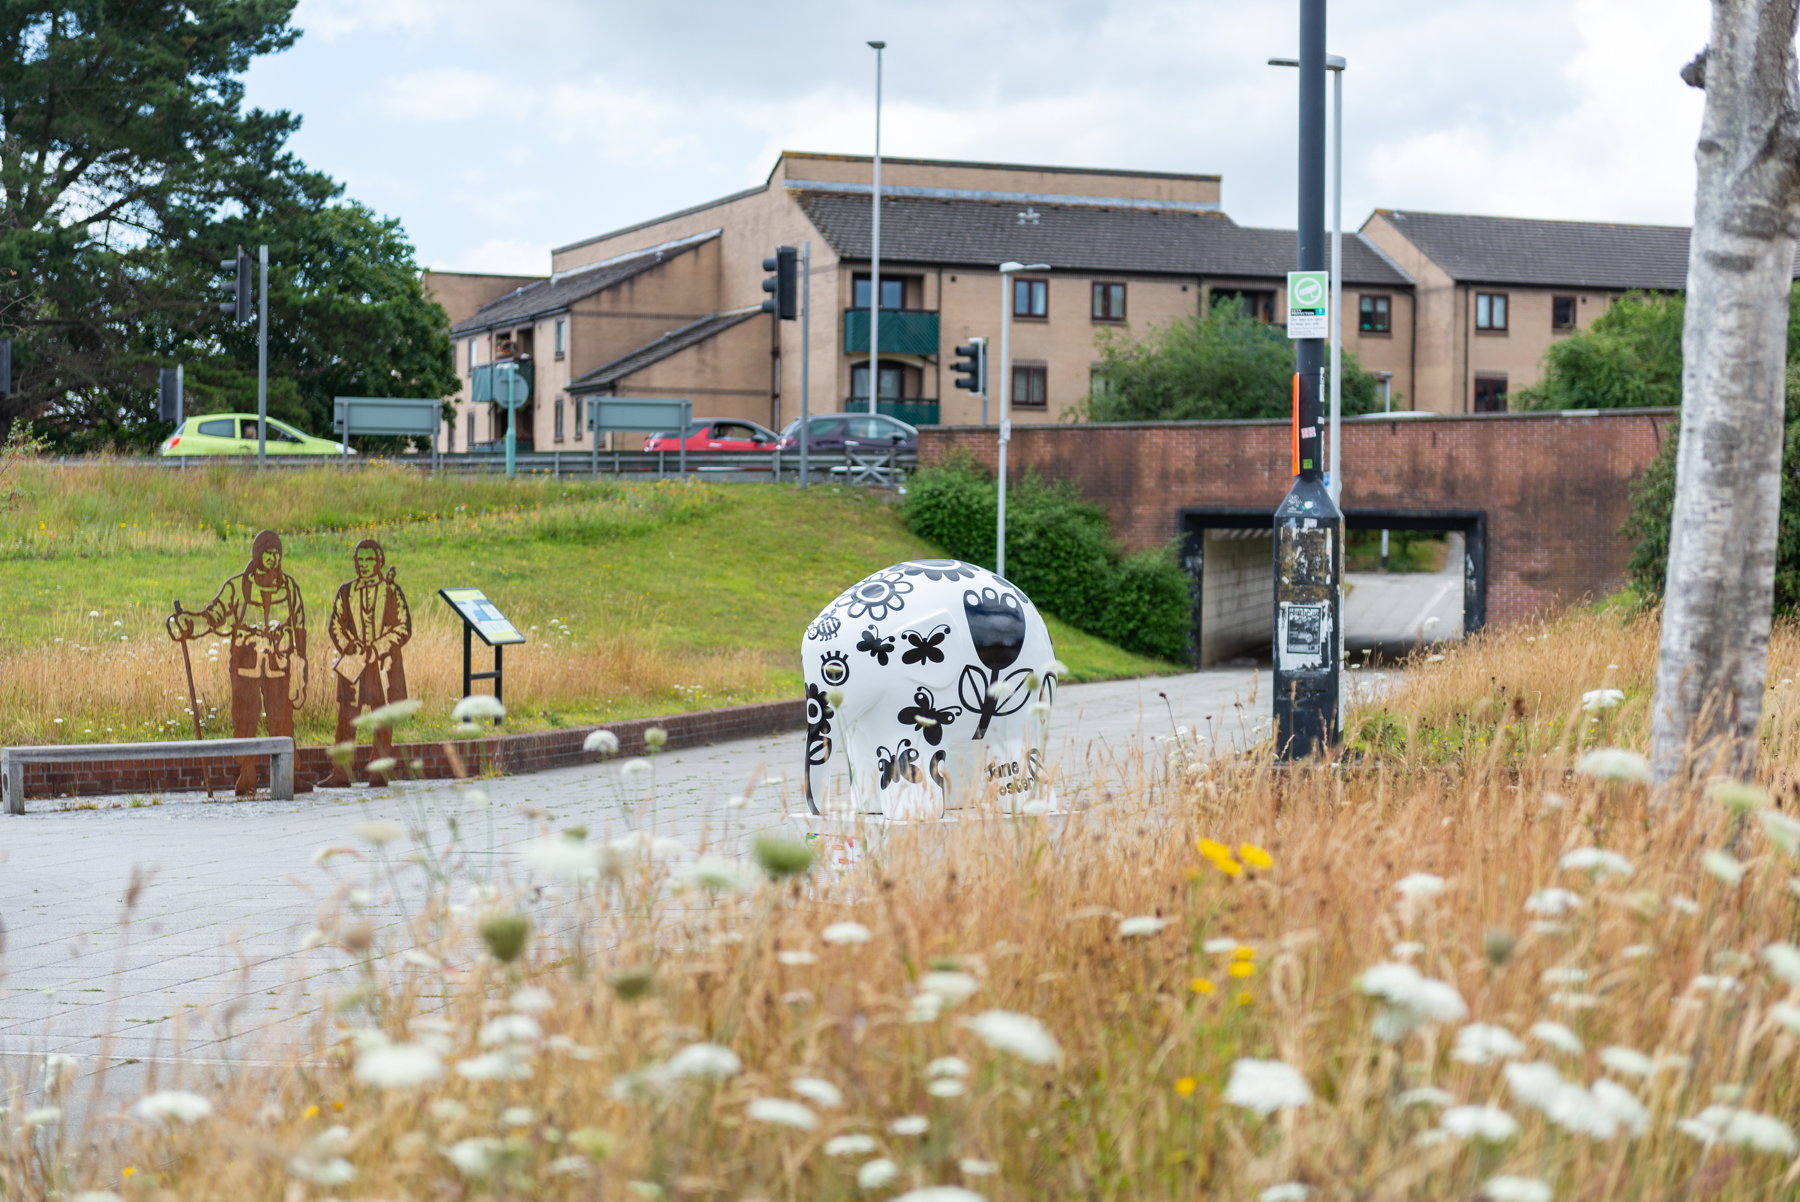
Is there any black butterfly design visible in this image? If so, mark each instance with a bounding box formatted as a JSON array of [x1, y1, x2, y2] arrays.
[[876, 739, 922, 789], [856, 626, 895, 665], [896, 686, 961, 746], [900, 623, 951, 666]]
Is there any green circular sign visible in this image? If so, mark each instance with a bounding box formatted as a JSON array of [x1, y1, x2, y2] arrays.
[[1293, 276, 1324, 308]]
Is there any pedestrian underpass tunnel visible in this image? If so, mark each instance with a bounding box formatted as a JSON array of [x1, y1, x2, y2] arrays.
[[1180, 508, 1486, 668]]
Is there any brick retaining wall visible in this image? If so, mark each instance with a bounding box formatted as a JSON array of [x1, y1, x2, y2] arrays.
[[14, 698, 805, 801], [920, 409, 1673, 628]]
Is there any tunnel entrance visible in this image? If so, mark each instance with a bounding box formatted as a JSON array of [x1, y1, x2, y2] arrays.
[[1179, 508, 1486, 669]]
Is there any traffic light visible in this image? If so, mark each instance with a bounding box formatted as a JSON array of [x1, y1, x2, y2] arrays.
[[761, 245, 797, 320], [218, 248, 251, 323], [953, 338, 986, 392]]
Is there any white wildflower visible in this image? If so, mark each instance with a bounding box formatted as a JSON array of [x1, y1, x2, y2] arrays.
[[1689, 974, 1740, 995], [825, 1133, 879, 1157], [1702, 850, 1747, 884], [583, 729, 620, 754], [1591, 1078, 1649, 1137], [527, 837, 603, 883], [1530, 1022, 1584, 1056], [1392, 941, 1424, 960], [888, 1115, 929, 1135], [857, 1159, 899, 1190], [1758, 808, 1800, 854], [928, 1056, 970, 1079], [1771, 1002, 1800, 1033], [1260, 1186, 1310, 1202], [1575, 748, 1652, 783], [1441, 1105, 1520, 1143], [1202, 937, 1240, 954], [680, 856, 752, 894], [747, 1097, 817, 1130], [1558, 847, 1634, 879], [501, 1106, 535, 1126], [548, 1155, 591, 1177], [907, 992, 944, 1023], [1694, 1106, 1799, 1156], [1762, 942, 1800, 984], [1395, 872, 1447, 901], [921, 970, 981, 1006], [1540, 967, 1588, 985], [479, 1014, 541, 1046], [927, 1078, 967, 1096], [1357, 962, 1468, 1038], [1452, 1024, 1524, 1065], [1397, 1087, 1455, 1108], [960, 1009, 1062, 1065], [22, 1107, 61, 1127], [1581, 688, 1624, 712], [665, 1042, 742, 1081], [1598, 1046, 1654, 1078], [619, 758, 652, 779], [451, 695, 506, 723], [131, 1090, 212, 1124], [892, 1190, 984, 1202], [444, 1137, 502, 1176], [353, 819, 405, 846], [354, 1041, 443, 1089], [1118, 915, 1168, 937], [1676, 1118, 1720, 1147], [777, 950, 817, 966], [1481, 1176, 1552, 1202], [1503, 1062, 1615, 1139], [289, 1127, 356, 1185], [1524, 888, 1582, 916], [1669, 895, 1701, 914], [1550, 991, 1601, 1009], [510, 986, 552, 1013], [1223, 1058, 1313, 1114], [455, 1049, 532, 1081], [791, 1076, 843, 1108], [429, 1099, 468, 1121], [960, 1158, 1000, 1176], [822, 921, 873, 945], [1620, 943, 1654, 959]]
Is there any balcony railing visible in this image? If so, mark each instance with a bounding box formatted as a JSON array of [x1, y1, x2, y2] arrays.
[[842, 309, 940, 356], [843, 399, 940, 428]]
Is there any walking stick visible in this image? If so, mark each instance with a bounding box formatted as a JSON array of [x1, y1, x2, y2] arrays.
[[173, 600, 214, 798]]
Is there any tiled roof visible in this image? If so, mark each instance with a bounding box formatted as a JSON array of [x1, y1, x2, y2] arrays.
[[794, 191, 1413, 286], [451, 230, 720, 335], [566, 306, 764, 393], [1369, 209, 1800, 289]]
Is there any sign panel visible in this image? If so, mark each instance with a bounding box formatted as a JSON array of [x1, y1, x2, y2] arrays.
[[439, 588, 527, 647], [334, 396, 440, 437], [1286, 270, 1330, 339], [471, 363, 532, 409], [586, 397, 693, 435]]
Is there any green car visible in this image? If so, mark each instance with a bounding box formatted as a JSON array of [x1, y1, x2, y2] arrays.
[[159, 413, 353, 457]]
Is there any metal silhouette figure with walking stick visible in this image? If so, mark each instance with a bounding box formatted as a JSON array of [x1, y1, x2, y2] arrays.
[[171, 599, 214, 798], [320, 538, 412, 788]]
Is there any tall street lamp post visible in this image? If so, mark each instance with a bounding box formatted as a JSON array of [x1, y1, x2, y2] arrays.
[[996, 260, 1049, 579], [867, 40, 885, 416]]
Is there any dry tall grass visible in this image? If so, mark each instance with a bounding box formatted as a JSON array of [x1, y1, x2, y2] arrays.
[[8, 609, 1800, 1200]]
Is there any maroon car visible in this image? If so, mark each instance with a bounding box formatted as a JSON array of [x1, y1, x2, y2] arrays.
[[643, 419, 779, 453]]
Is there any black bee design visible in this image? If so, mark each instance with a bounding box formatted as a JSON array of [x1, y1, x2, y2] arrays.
[[856, 626, 895, 665], [876, 739, 922, 789], [897, 686, 961, 746], [807, 613, 842, 642], [900, 623, 951, 666], [819, 650, 849, 687]]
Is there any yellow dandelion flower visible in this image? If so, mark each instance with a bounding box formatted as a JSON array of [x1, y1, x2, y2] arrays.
[[1212, 855, 1243, 877], [1239, 843, 1273, 870], [1190, 978, 1215, 995], [1229, 960, 1256, 978], [1236, 991, 1254, 1007], [333, 1101, 344, 1111], [1175, 1076, 1197, 1096], [122, 1166, 137, 1178], [1232, 945, 1257, 961], [303, 1105, 320, 1119], [1197, 837, 1231, 862]]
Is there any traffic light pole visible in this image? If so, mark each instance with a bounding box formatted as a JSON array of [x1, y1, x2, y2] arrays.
[[867, 40, 884, 417], [1272, 0, 1342, 760], [980, 339, 988, 425], [800, 240, 811, 489], [257, 245, 268, 468]]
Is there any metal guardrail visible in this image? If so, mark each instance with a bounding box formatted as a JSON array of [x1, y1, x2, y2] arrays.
[[44, 447, 917, 486]]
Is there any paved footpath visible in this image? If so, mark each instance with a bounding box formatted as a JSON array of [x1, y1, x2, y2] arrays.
[[0, 669, 1276, 1106]]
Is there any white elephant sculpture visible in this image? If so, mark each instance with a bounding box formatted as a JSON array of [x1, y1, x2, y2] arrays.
[[801, 558, 1058, 818]]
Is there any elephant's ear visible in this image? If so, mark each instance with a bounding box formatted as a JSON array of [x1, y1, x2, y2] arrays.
[[957, 664, 989, 714], [992, 667, 1036, 717]]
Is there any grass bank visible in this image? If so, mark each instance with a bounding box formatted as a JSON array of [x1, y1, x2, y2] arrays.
[[9, 608, 1800, 1198], [0, 462, 1172, 746]]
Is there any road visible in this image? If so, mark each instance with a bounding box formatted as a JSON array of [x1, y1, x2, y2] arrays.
[[0, 667, 1276, 1106], [1343, 532, 1465, 658]]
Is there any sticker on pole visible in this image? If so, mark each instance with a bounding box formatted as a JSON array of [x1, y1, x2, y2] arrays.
[[1287, 270, 1329, 339]]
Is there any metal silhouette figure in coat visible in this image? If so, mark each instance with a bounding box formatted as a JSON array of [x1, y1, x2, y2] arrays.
[[321, 538, 412, 787], [167, 529, 308, 795]]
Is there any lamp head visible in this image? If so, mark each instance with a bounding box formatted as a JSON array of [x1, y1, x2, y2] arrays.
[[868, 40, 886, 49]]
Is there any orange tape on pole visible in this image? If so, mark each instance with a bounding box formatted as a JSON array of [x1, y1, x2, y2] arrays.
[[1291, 373, 1301, 476]]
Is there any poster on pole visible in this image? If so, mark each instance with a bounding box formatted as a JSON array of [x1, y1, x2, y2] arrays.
[[1286, 270, 1330, 339]]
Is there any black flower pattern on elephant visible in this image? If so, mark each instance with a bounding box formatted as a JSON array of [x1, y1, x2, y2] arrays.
[[805, 682, 835, 768], [897, 686, 961, 746], [900, 623, 950, 666], [833, 570, 914, 621], [900, 559, 979, 583], [877, 739, 923, 789], [856, 626, 895, 665]]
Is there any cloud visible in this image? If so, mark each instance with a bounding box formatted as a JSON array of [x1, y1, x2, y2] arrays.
[[448, 237, 550, 275], [376, 66, 516, 123]]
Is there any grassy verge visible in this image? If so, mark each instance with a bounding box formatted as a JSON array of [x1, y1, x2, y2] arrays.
[[0, 463, 1174, 746], [11, 609, 1800, 1198]]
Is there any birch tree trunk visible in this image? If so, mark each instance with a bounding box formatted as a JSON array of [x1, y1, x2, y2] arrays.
[[1651, 0, 1800, 784]]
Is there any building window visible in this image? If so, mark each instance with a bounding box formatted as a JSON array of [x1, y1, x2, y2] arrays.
[[1359, 294, 1391, 333], [1012, 365, 1047, 407], [572, 396, 583, 440], [1474, 376, 1508, 412], [1475, 292, 1508, 331], [1012, 278, 1048, 319], [1552, 296, 1577, 330], [1091, 282, 1126, 321], [466, 408, 475, 447], [554, 318, 566, 358], [445, 417, 454, 453], [1218, 290, 1275, 322], [467, 338, 479, 375], [853, 277, 905, 309], [851, 360, 904, 401], [554, 398, 565, 442]]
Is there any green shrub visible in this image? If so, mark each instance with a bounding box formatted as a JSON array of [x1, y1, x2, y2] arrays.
[[902, 458, 1192, 661]]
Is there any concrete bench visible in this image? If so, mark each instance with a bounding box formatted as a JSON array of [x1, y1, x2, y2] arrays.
[[2, 737, 295, 815]]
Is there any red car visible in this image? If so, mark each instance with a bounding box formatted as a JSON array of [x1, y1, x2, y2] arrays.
[[643, 419, 779, 453]]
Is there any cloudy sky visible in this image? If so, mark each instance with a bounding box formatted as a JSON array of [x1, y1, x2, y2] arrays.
[[244, 0, 1712, 276]]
